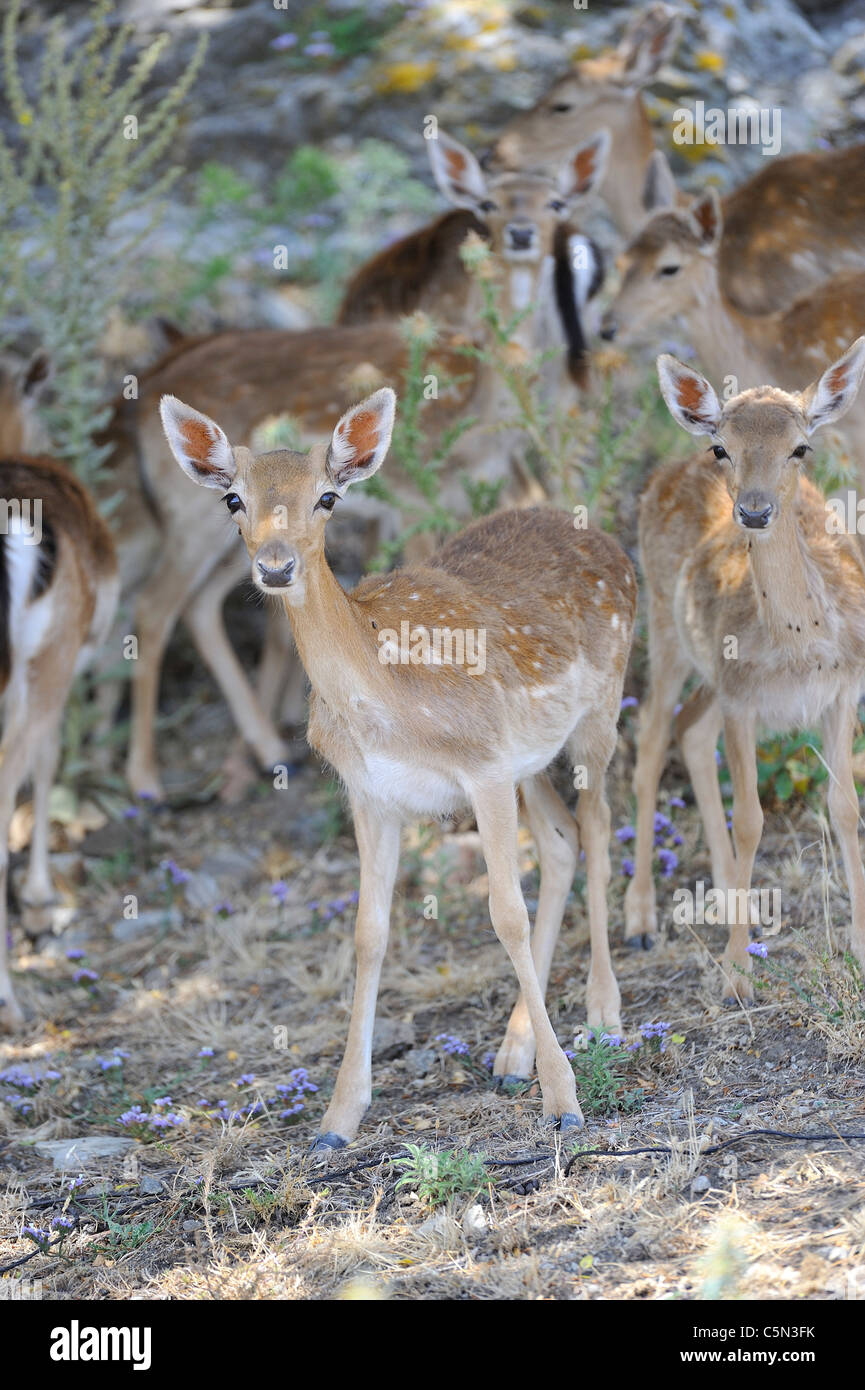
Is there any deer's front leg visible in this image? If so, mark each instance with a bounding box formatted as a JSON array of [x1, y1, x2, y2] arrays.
[[312, 803, 401, 1151], [473, 781, 582, 1130], [721, 713, 761, 1004], [822, 696, 865, 972]]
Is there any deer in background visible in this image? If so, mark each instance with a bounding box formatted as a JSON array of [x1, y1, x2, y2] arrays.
[[602, 184, 865, 484], [0, 456, 118, 1031], [122, 131, 609, 796], [338, 3, 681, 329], [160, 386, 635, 1144], [626, 343, 865, 1001]]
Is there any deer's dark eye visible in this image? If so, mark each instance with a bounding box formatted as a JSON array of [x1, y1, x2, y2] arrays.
[[790, 444, 808, 460], [659, 264, 680, 276], [548, 198, 567, 213], [479, 199, 497, 214], [223, 492, 245, 515], [551, 103, 573, 113], [712, 445, 729, 462], [317, 491, 338, 512]]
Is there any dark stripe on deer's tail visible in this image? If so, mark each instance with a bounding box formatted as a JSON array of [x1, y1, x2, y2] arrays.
[[31, 517, 57, 600], [0, 533, 9, 697], [554, 225, 587, 388]]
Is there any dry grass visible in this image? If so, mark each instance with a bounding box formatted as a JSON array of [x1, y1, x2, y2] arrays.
[[1, 705, 864, 1302]]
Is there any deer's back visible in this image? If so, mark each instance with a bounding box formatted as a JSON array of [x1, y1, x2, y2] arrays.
[[721, 144, 865, 313]]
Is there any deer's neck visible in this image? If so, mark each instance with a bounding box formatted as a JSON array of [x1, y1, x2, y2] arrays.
[[608, 97, 655, 236], [688, 269, 783, 388], [471, 257, 554, 415], [747, 496, 824, 647], [283, 558, 381, 715]]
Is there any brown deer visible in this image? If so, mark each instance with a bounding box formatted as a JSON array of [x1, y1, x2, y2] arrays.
[[0, 455, 118, 1031], [627, 145, 865, 314], [338, 3, 681, 329], [626, 343, 865, 1003], [121, 132, 609, 797], [601, 185, 865, 476], [159, 386, 635, 1144]]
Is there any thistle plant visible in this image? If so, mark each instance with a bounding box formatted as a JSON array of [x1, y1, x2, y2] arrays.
[[0, 0, 207, 487]]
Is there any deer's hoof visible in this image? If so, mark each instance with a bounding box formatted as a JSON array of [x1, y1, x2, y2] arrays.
[[496, 1073, 531, 1089], [624, 931, 655, 951], [555, 1112, 584, 1133], [309, 1131, 348, 1154]]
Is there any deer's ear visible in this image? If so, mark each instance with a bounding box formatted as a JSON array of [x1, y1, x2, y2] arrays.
[[428, 131, 488, 211], [642, 150, 677, 213], [619, 3, 682, 86], [558, 129, 610, 201], [327, 388, 396, 490], [657, 354, 721, 435], [159, 395, 236, 489], [689, 187, 722, 251], [802, 337, 865, 436]]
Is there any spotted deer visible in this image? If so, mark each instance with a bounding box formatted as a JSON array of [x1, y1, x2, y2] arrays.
[[626, 343, 865, 1001], [121, 132, 609, 796], [602, 184, 865, 482], [338, 3, 681, 329], [159, 386, 635, 1145], [0, 455, 118, 1031]]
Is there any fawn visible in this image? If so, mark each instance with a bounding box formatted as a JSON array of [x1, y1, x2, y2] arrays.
[[626, 342, 865, 1001], [125, 132, 609, 797], [338, 3, 681, 330], [0, 455, 118, 1031], [602, 182, 865, 474], [159, 387, 635, 1145]]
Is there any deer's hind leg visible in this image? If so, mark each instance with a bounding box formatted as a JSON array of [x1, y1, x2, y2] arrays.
[[569, 709, 623, 1035], [493, 772, 579, 1084], [474, 779, 582, 1130]]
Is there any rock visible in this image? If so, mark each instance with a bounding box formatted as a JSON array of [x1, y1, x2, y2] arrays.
[[372, 1017, 415, 1061], [691, 1174, 710, 1195], [182, 870, 223, 911], [462, 1203, 488, 1238], [138, 1175, 164, 1195], [200, 846, 262, 881], [112, 907, 183, 942], [403, 1048, 437, 1078], [34, 1138, 137, 1171]]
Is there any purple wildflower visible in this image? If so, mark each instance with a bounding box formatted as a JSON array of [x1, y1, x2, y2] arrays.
[[620, 696, 638, 710], [270, 32, 298, 50], [66, 948, 86, 961], [657, 848, 678, 878], [669, 796, 686, 810], [74, 969, 99, 984], [747, 942, 768, 958], [198, 1047, 214, 1058], [161, 859, 189, 886], [622, 858, 635, 877], [271, 881, 289, 904], [616, 825, 635, 842], [436, 1033, 469, 1056]]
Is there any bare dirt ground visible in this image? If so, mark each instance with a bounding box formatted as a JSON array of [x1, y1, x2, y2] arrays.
[[2, 650, 864, 1303]]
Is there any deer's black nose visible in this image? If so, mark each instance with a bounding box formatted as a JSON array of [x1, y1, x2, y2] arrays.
[[507, 224, 535, 251], [257, 556, 296, 587], [736, 501, 773, 530], [600, 315, 618, 341]]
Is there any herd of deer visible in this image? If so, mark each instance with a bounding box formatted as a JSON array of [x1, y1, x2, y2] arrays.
[[2, 4, 865, 1151]]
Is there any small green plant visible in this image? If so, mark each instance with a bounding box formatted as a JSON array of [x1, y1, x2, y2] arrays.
[[569, 1035, 643, 1116], [394, 1144, 489, 1208], [365, 311, 478, 565], [0, 0, 207, 486]]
